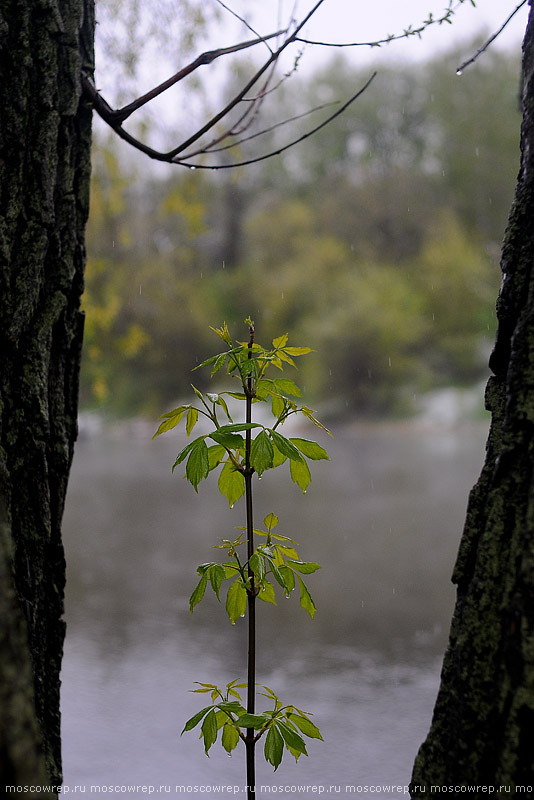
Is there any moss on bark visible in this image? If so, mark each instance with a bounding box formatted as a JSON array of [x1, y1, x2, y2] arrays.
[[0, 0, 94, 788]]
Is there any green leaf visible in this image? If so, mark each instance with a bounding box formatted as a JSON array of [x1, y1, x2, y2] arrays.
[[296, 575, 317, 619], [284, 346, 312, 356], [272, 334, 288, 349], [271, 394, 285, 421], [250, 430, 274, 475], [217, 422, 262, 434], [218, 460, 245, 507], [189, 573, 208, 613], [257, 580, 276, 605], [217, 700, 245, 713], [289, 457, 311, 493], [210, 430, 244, 451], [153, 406, 187, 438], [215, 394, 232, 421], [186, 407, 199, 436], [237, 713, 269, 730], [265, 724, 284, 770], [215, 709, 227, 729], [207, 444, 226, 472], [249, 553, 266, 583], [301, 406, 332, 435], [186, 438, 209, 491], [210, 322, 233, 345], [273, 379, 302, 398], [276, 350, 296, 368], [172, 437, 200, 471], [288, 713, 323, 740], [201, 708, 218, 755], [181, 705, 212, 734], [266, 557, 288, 592], [290, 438, 329, 461], [287, 559, 321, 574], [209, 564, 227, 601], [211, 353, 227, 377], [221, 723, 240, 754], [269, 430, 302, 462], [271, 443, 287, 468], [226, 579, 248, 624], [264, 513, 279, 531], [279, 566, 295, 594], [276, 720, 308, 757], [193, 353, 219, 369]]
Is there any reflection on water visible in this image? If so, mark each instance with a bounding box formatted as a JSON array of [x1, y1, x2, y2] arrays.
[[61, 419, 488, 795]]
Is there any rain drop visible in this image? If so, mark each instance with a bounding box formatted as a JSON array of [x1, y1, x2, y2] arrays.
[[230, 504, 234, 509], [388, 356, 392, 368], [190, 165, 196, 170], [139, 285, 142, 295], [456, 69, 463, 76]]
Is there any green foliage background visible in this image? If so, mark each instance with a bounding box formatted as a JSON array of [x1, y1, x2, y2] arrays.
[[82, 42, 520, 417]]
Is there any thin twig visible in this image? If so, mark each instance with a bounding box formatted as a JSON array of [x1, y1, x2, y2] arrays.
[[456, 0, 528, 73], [84, 0, 376, 170], [173, 73, 377, 169], [106, 30, 287, 125], [214, 0, 275, 54], [198, 101, 340, 156], [294, 0, 465, 49], [167, 0, 327, 158]]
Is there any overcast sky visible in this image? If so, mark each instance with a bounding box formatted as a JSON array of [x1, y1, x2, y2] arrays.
[[246, 0, 528, 66]]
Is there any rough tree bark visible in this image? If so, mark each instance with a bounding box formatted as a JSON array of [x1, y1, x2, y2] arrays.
[[0, 0, 94, 790], [411, 3, 534, 793]]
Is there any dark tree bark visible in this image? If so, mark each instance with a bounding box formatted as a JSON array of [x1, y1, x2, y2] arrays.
[[0, 0, 94, 789], [411, 3, 534, 793]]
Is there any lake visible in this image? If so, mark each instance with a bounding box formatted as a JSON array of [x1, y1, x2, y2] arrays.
[[60, 415, 489, 797]]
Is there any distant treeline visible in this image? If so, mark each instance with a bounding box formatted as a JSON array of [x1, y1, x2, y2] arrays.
[[82, 41, 521, 417]]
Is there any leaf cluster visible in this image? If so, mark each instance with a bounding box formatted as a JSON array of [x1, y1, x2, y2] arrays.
[[153, 325, 330, 499], [182, 681, 322, 770], [190, 514, 321, 622]]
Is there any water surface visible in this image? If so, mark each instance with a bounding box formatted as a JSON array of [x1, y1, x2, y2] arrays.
[[61, 418, 488, 796]]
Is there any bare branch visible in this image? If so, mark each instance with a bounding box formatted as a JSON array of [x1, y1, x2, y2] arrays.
[[166, 0, 327, 158], [83, 0, 380, 170], [294, 0, 466, 49], [198, 101, 341, 156], [101, 30, 287, 125], [172, 72, 377, 170], [456, 1, 528, 74], [213, 0, 276, 55]]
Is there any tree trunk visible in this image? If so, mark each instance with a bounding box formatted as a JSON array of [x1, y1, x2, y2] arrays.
[[411, 3, 534, 792], [0, 0, 94, 789]]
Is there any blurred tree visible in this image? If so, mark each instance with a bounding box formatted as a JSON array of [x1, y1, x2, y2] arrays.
[[83, 34, 517, 418]]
